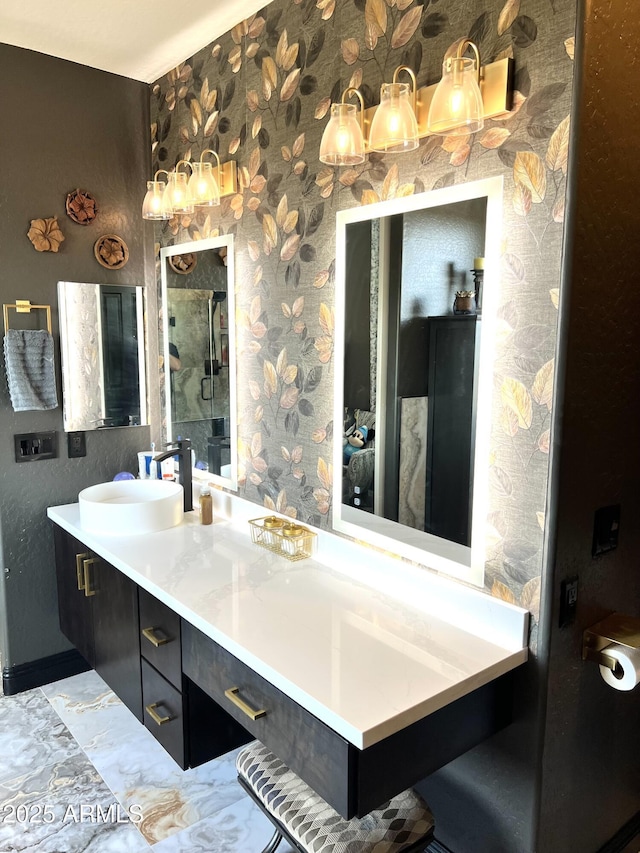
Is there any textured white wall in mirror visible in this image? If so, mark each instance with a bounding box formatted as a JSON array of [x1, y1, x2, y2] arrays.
[[333, 176, 504, 586]]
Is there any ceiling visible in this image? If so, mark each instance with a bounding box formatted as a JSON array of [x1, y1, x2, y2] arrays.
[[0, 0, 267, 83]]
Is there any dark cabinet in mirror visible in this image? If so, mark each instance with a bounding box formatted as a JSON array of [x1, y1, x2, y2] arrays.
[[58, 282, 147, 431], [334, 177, 503, 586]]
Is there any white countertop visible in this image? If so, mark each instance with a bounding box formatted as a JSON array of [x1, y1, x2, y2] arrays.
[[48, 497, 528, 750]]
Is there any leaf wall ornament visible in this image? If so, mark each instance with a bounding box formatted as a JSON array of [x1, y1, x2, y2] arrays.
[[546, 115, 571, 173], [27, 217, 65, 252], [390, 6, 422, 48], [532, 359, 554, 411], [501, 377, 533, 429], [514, 151, 547, 203], [513, 183, 532, 217], [497, 0, 521, 36]]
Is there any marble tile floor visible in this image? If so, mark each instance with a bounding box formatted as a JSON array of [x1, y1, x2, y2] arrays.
[[3, 671, 636, 853], [0, 670, 296, 853]]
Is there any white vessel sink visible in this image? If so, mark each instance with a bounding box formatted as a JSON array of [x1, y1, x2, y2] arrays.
[[78, 480, 183, 535]]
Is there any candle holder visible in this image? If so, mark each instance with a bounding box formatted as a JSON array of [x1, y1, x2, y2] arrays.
[[249, 516, 285, 551], [453, 291, 476, 315], [249, 517, 316, 561], [279, 523, 316, 561], [472, 256, 484, 314]]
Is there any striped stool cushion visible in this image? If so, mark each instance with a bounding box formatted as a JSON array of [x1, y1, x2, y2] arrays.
[[236, 740, 435, 853]]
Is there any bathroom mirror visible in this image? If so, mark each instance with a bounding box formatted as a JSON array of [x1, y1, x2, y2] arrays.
[[58, 281, 147, 431], [333, 176, 503, 586], [160, 235, 237, 491]]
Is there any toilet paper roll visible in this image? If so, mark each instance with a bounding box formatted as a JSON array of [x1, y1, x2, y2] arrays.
[[599, 643, 640, 691]]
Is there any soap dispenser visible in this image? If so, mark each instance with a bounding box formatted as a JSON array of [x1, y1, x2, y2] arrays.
[[199, 485, 213, 525]]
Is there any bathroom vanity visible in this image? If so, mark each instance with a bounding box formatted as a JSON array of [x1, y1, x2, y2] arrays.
[[48, 495, 528, 819]]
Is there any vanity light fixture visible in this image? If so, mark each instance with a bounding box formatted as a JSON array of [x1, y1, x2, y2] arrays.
[[141, 170, 170, 220], [142, 154, 238, 220], [427, 40, 484, 136], [187, 149, 222, 207], [162, 161, 195, 216], [319, 87, 366, 166], [317, 48, 513, 164], [368, 66, 419, 153]]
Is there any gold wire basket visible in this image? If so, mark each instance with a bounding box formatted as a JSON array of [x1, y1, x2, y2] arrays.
[[249, 517, 316, 562]]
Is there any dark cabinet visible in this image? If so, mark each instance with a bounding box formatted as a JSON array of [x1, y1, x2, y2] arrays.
[[139, 588, 187, 767], [138, 587, 250, 769], [54, 524, 248, 771], [53, 525, 94, 667], [91, 558, 142, 721], [425, 315, 480, 546], [182, 620, 514, 820], [141, 658, 186, 767], [53, 525, 142, 721]]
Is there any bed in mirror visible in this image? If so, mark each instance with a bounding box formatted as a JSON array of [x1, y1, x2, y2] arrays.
[[58, 281, 147, 431], [160, 235, 238, 492], [333, 176, 503, 586]]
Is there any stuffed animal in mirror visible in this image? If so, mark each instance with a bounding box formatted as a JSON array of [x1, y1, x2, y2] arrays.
[[343, 424, 373, 464]]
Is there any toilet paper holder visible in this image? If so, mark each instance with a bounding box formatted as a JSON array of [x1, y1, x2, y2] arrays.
[[582, 612, 640, 671]]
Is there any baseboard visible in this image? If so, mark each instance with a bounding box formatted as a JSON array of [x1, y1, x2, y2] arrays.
[[597, 810, 640, 853], [2, 649, 90, 695]]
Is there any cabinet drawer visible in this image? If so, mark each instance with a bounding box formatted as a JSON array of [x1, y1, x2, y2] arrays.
[[141, 659, 186, 769], [139, 588, 182, 690], [182, 621, 355, 817]]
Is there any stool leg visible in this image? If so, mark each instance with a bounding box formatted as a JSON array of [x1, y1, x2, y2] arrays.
[[260, 827, 283, 853]]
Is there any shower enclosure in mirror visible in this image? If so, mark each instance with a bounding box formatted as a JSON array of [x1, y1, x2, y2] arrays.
[[160, 235, 237, 491], [58, 281, 147, 431], [333, 176, 503, 586]]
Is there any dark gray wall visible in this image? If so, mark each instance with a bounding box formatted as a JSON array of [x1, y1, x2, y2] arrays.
[[538, 1, 640, 849], [0, 44, 153, 671], [418, 3, 640, 851]]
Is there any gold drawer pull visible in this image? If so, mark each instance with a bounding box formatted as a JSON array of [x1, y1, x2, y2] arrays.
[[82, 558, 100, 597], [142, 626, 171, 647], [145, 702, 172, 726], [75, 552, 90, 591], [224, 687, 267, 721]]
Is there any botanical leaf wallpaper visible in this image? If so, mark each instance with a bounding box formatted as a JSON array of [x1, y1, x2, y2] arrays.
[[150, 0, 577, 628]]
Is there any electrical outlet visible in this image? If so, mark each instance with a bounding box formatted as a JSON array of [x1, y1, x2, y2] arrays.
[[592, 504, 620, 557], [559, 576, 579, 628], [68, 431, 86, 458]]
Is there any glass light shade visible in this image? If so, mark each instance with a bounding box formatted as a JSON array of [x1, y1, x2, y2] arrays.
[[188, 161, 220, 207], [162, 172, 194, 215], [141, 180, 168, 220], [319, 103, 365, 165], [368, 82, 419, 153], [427, 56, 484, 136]]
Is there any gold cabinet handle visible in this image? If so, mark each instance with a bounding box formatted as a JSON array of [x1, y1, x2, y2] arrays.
[[224, 687, 267, 721], [142, 626, 171, 647], [75, 552, 90, 591], [145, 702, 172, 726], [82, 557, 100, 597]]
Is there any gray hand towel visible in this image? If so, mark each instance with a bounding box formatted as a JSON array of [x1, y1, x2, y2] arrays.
[[3, 329, 59, 412]]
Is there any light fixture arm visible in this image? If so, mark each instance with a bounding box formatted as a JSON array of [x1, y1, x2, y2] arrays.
[[392, 65, 417, 114], [154, 169, 170, 181], [199, 148, 222, 169], [176, 159, 192, 175], [454, 39, 481, 84], [341, 87, 365, 145]]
